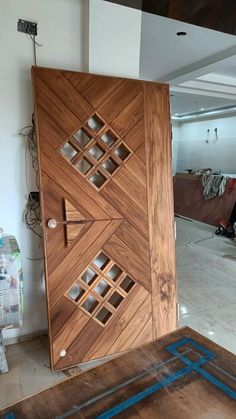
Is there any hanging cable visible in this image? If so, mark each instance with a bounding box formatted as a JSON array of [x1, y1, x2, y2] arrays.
[[29, 33, 43, 66]]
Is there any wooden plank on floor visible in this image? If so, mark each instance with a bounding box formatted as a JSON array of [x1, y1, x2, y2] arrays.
[[2, 327, 236, 418]]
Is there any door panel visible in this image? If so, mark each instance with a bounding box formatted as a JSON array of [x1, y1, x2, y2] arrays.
[[32, 67, 176, 370]]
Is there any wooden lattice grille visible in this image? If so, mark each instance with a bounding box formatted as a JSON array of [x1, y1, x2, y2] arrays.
[[60, 112, 132, 190], [66, 251, 136, 327]]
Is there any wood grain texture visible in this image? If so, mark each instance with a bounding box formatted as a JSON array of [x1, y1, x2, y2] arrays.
[[62, 71, 99, 93], [2, 328, 236, 418], [115, 220, 150, 264], [131, 318, 153, 347], [82, 77, 123, 108], [55, 319, 103, 370], [83, 285, 149, 361], [101, 180, 149, 239], [124, 153, 146, 188], [112, 165, 147, 213], [32, 67, 176, 370], [174, 173, 236, 226], [36, 68, 94, 121], [107, 295, 152, 353], [110, 91, 143, 137], [144, 83, 177, 338], [98, 79, 142, 123], [53, 308, 90, 365], [41, 140, 122, 220], [103, 234, 151, 292], [124, 119, 145, 152], [49, 219, 123, 308], [34, 75, 81, 136], [50, 296, 76, 339], [135, 143, 146, 163]]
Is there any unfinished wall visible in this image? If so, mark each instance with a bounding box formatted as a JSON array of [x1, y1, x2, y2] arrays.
[[176, 115, 236, 174], [1, 0, 88, 340]]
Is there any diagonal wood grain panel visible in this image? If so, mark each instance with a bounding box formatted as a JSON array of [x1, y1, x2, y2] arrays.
[[131, 318, 153, 348], [98, 80, 142, 123], [34, 76, 81, 135], [110, 91, 143, 138], [112, 165, 147, 213], [101, 180, 149, 239], [103, 234, 151, 291], [107, 295, 152, 354], [36, 68, 94, 122], [62, 71, 99, 94], [83, 285, 149, 361], [82, 77, 123, 108], [50, 296, 77, 340]]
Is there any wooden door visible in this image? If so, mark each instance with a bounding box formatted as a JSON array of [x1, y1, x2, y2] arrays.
[[32, 67, 176, 370]]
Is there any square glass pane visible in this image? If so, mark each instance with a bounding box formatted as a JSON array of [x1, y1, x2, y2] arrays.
[[102, 157, 119, 175], [68, 283, 85, 302], [89, 171, 107, 188], [81, 268, 97, 286], [73, 128, 92, 148], [120, 276, 135, 293], [114, 143, 130, 161], [75, 157, 93, 174], [87, 114, 104, 132], [88, 143, 105, 161], [60, 143, 77, 161], [92, 253, 110, 270], [108, 291, 124, 308], [100, 130, 117, 147], [94, 279, 111, 297], [82, 295, 99, 313], [106, 264, 122, 282], [96, 307, 112, 325]]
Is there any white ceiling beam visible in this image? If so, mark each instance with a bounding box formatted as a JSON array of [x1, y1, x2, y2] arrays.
[[159, 44, 236, 85], [170, 86, 236, 101], [179, 80, 236, 95]]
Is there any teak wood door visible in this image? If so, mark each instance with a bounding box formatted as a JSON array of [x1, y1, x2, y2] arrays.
[[32, 67, 177, 370]]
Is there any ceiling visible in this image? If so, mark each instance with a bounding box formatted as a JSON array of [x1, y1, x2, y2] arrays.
[[139, 12, 236, 116], [170, 91, 236, 115], [106, 0, 236, 36]]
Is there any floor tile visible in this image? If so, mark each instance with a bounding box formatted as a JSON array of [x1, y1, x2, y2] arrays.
[[179, 312, 236, 354]]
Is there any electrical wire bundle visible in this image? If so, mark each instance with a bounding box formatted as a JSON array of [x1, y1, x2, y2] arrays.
[[24, 193, 42, 239], [19, 114, 42, 239]]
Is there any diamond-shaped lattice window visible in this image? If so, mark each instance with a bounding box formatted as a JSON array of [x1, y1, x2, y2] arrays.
[[66, 252, 136, 327], [59, 117, 132, 190]]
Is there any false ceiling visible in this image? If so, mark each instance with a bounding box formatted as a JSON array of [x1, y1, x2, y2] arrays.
[[140, 13, 236, 115]]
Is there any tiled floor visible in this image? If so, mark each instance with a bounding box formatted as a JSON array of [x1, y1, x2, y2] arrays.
[[177, 217, 236, 354], [0, 337, 64, 408], [0, 217, 235, 410]]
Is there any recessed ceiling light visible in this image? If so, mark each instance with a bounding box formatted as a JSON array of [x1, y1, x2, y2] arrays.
[[200, 107, 205, 111], [176, 31, 187, 36], [174, 113, 179, 116]]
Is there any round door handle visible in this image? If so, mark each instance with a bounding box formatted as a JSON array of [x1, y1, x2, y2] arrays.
[[47, 218, 57, 229]]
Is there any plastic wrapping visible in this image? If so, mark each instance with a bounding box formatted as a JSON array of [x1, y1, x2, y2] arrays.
[[0, 235, 24, 328]]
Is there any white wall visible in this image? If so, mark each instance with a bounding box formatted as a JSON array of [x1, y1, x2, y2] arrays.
[[172, 122, 180, 175], [175, 115, 236, 174], [89, 0, 142, 77], [0, 0, 88, 340]]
